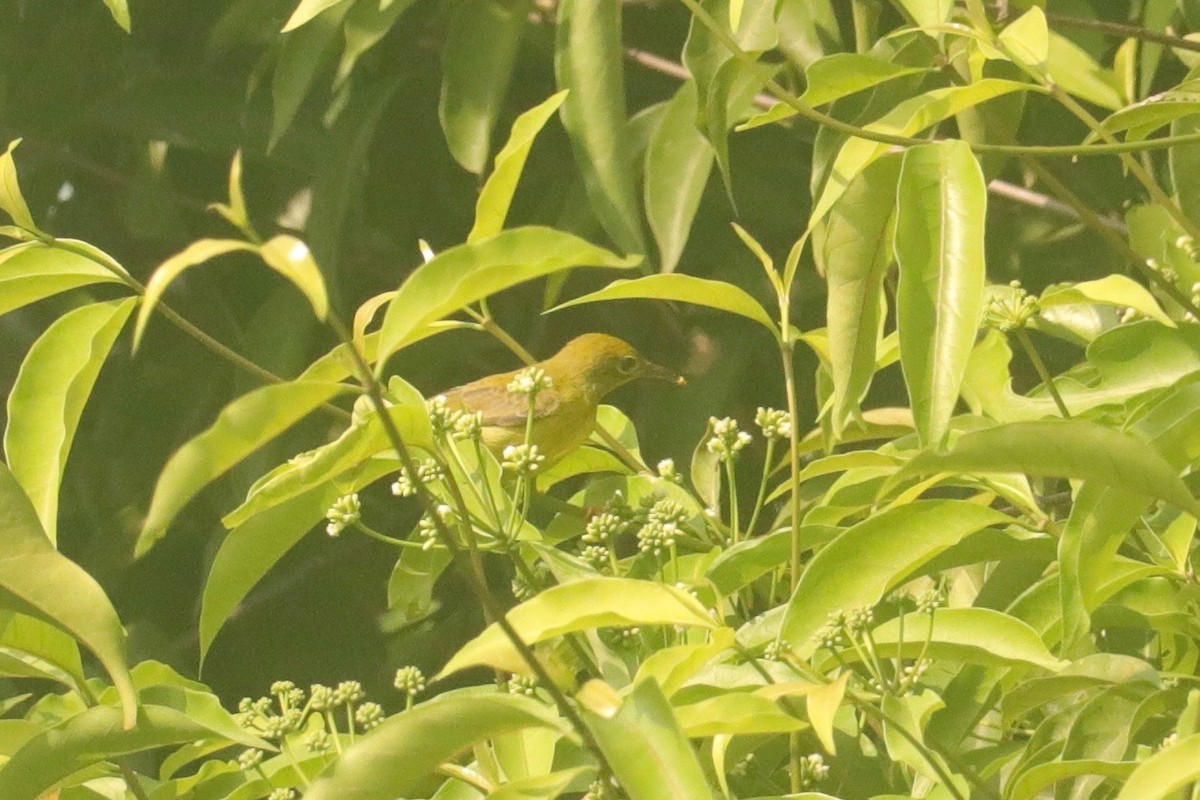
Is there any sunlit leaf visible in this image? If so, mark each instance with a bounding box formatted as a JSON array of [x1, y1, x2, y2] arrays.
[[470, 91, 568, 242], [257, 235, 330, 320], [273, 1, 353, 147], [1040, 275, 1173, 328], [5, 298, 137, 543], [901, 419, 1200, 516], [997, 6, 1048, 71], [375, 227, 639, 369], [0, 140, 39, 233], [0, 241, 125, 319], [439, 578, 718, 677], [550, 274, 777, 333], [282, 0, 347, 32], [136, 381, 351, 557], [778, 501, 1010, 656], [133, 239, 256, 349], [862, 608, 1067, 671], [305, 693, 565, 800], [0, 462, 136, 728], [1113, 732, 1200, 799], [895, 140, 987, 447], [582, 679, 716, 800]]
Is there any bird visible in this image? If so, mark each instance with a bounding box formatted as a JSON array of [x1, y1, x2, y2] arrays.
[[439, 333, 685, 465]]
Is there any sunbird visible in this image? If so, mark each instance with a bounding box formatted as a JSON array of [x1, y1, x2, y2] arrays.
[[441, 333, 685, 465]]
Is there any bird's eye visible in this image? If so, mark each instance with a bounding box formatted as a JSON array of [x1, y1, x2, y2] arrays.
[[617, 354, 638, 374]]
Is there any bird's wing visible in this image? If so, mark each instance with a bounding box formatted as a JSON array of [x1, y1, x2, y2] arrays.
[[442, 381, 561, 429]]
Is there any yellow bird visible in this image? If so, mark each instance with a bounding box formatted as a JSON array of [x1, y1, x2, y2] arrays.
[[441, 333, 684, 465]]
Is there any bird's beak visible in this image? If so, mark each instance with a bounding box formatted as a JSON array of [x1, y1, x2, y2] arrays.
[[641, 360, 687, 386]]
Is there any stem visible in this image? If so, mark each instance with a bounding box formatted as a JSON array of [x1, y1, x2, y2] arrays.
[[118, 761, 152, 800], [45, 237, 352, 421], [745, 438, 776, 536], [724, 458, 741, 544], [437, 764, 494, 794], [675, 0, 1200, 158], [851, 0, 879, 54], [1013, 328, 1071, 418], [782, 343, 802, 592], [281, 738, 311, 787], [1047, 84, 1200, 247], [322, 315, 616, 779], [1019, 156, 1200, 319], [1044, 11, 1200, 54], [353, 521, 434, 549]]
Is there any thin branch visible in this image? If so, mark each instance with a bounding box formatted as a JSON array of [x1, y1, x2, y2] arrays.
[[1045, 11, 1200, 55]]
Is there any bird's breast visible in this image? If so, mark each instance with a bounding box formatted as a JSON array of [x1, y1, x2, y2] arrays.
[[480, 400, 597, 466]]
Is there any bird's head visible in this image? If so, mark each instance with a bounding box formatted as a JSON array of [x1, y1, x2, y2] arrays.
[[546, 333, 685, 403]]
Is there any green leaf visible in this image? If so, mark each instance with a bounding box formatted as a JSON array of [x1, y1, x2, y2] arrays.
[[0, 704, 259, 800], [257, 235, 330, 321], [893, 0, 951, 27], [900, 420, 1200, 516], [674, 692, 806, 737], [220, 399, 432, 528], [809, 79, 1034, 227], [739, 54, 929, 131], [440, 0, 531, 175], [895, 140, 988, 447], [200, 457, 398, 664], [0, 610, 85, 690], [820, 154, 900, 435], [997, 6, 1048, 71], [439, 578, 719, 677], [5, 298, 137, 544], [375, 227, 639, 369], [645, 82, 714, 273], [1170, 114, 1200, 224], [0, 243, 124, 318], [135, 381, 351, 558], [470, 91, 568, 242], [582, 679, 716, 800], [1113, 732, 1200, 799], [133, 239, 256, 349], [99, 0, 131, 30], [490, 767, 594, 800], [1040, 275, 1173, 328], [778, 500, 1011, 656], [305, 693, 565, 800], [555, 0, 644, 254], [550, 274, 777, 333], [1009, 759, 1136, 800], [0, 140, 39, 233], [0, 462, 136, 728], [864, 608, 1066, 671], [335, 0, 418, 87], [1047, 30, 1122, 110], [282, 0, 347, 32]]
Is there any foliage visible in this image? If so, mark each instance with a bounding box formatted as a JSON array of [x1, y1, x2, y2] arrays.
[[5, 0, 1200, 798]]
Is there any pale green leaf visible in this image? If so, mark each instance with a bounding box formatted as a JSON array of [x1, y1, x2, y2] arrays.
[[100, 0, 131, 31], [209, 151, 251, 234], [865, 608, 1067, 671], [489, 767, 594, 800], [136, 381, 351, 558], [1047, 30, 1123, 110], [1040, 275, 1174, 328], [336, 0, 418, 87], [5, 298, 137, 544], [439, 578, 719, 677], [1009, 760, 1136, 800], [134, 239, 256, 349], [1113, 732, 1200, 799], [0, 242, 125, 319], [550, 274, 777, 333], [645, 82, 714, 273], [778, 500, 1011, 656], [583, 679, 716, 800], [809, 79, 1034, 227], [305, 693, 566, 800], [0, 140, 38, 233], [470, 90, 568, 242], [555, 0, 644, 254], [282, 0, 346, 31], [0, 610, 85, 690], [895, 140, 987, 447], [893, 0, 952, 27], [674, 693, 805, 737], [441, 0, 531, 175], [376, 227, 639, 369], [257, 235, 330, 320], [0, 462, 136, 728], [200, 457, 398, 663], [998, 7, 1049, 70], [806, 671, 849, 754], [901, 419, 1200, 516], [820, 154, 900, 435]]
